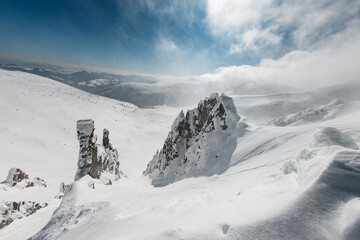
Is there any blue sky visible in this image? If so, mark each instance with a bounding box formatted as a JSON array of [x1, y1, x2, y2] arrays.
[[0, 0, 359, 78]]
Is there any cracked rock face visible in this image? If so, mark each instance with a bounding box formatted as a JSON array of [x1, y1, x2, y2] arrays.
[[75, 119, 97, 180], [144, 93, 241, 186], [75, 120, 121, 183]]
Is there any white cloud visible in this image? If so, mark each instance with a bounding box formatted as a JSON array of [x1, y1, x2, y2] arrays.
[[230, 28, 282, 55], [157, 37, 179, 53], [206, 0, 271, 34], [206, 0, 360, 56], [196, 27, 360, 89]]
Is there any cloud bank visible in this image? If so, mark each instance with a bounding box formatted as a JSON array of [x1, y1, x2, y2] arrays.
[[202, 0, 360, 89]]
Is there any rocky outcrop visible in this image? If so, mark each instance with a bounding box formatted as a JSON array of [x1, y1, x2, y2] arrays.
[[75, 120, 121, 184], [75, 119, 97, 180], [144, 93, 241, 186], [55, 182, 70, 199], [0, 168, 47, 191], [0, 201, 48, 229], [268, 99, 345, 126]]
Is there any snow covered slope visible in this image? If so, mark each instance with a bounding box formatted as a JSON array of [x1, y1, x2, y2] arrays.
[[0, 69, 181, 239], [1, 68, 360, 239]]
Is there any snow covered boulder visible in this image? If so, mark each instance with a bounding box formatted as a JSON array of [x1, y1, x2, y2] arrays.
[[2, 168, 28, 186], [0, 201, 48, 229], [75, 120, 121, 184], [144, 93, 241, 186], [0, 168, 47, 190]]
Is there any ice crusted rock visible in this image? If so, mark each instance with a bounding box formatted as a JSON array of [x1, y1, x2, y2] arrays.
[[75, 120, 121, 184], [0, 201, 48, 229], [0, 168, 47, 190], [144, 93, 241, 186]]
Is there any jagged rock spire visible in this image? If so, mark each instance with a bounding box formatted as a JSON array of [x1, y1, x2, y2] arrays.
[[144, 93, 241, 186], [75, 119, 97, 181], [75, 120, 121, 183]]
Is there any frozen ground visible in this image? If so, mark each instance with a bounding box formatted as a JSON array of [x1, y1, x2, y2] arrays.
[[1, 69, 360, 239]]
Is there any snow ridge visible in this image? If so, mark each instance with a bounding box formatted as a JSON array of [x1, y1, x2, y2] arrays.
[[268, 99, 345, 126]]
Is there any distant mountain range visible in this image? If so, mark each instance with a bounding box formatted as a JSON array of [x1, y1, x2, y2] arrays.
[[0, 63, 157, 85], [0, 63, 181, 107], [0, 62, 290, 108], [3, 62, 359, 110]]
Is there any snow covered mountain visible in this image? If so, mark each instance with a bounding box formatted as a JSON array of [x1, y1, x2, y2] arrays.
[[1, 69, 360, 239], [0, 63, 200, 107]]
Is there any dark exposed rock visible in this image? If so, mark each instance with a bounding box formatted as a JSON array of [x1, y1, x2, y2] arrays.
[[75, 120, 122, 183], [144, 93, 241, 186], [103, 129, 110, 149], [0, 201, 48, 229]]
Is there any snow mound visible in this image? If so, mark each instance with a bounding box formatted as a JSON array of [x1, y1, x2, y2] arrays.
[[0, 168, 47, 191], [144, 93, 241, 186], [280, 127, 358, 186], [29, 179, 111, 240], [312, 127, 359, 150], [227, 150, 360, 239], [268, 99, 345, 126]]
